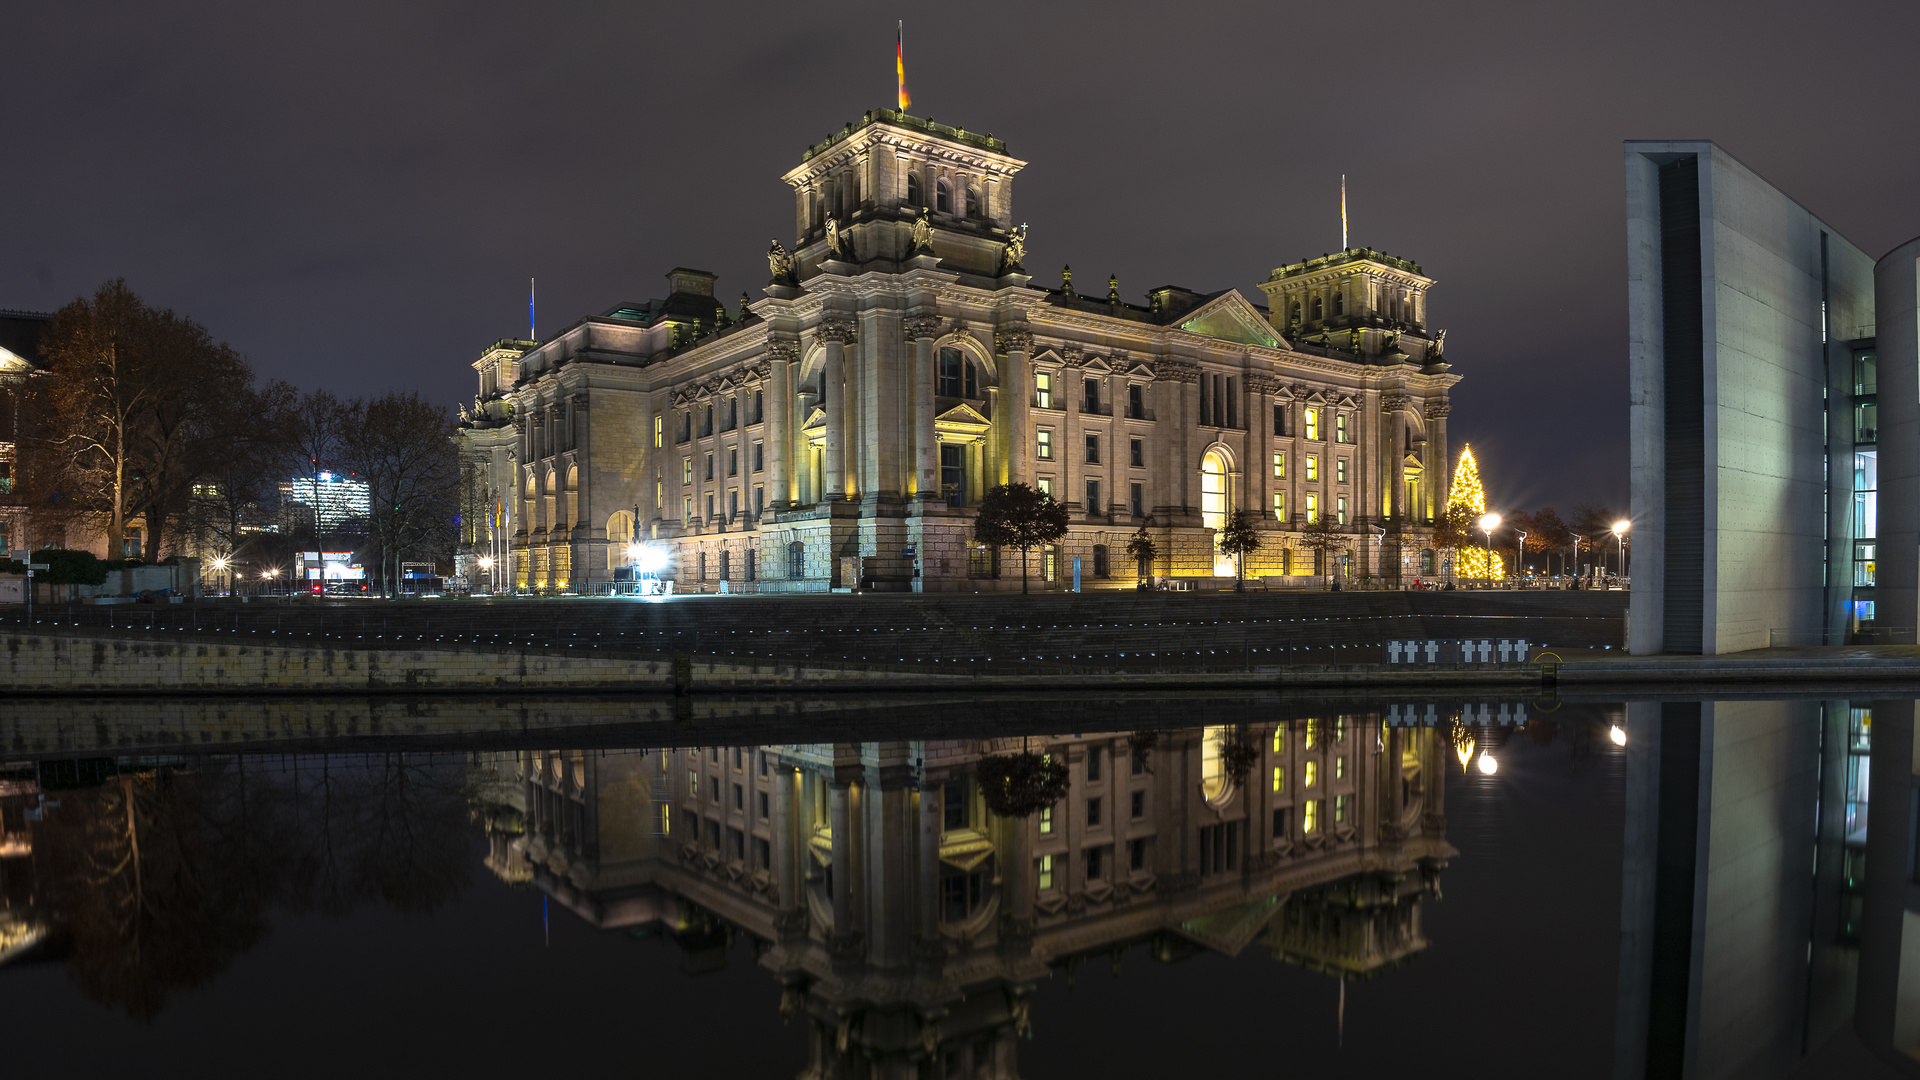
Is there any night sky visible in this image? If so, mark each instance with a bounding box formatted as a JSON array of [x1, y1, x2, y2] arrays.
[[6, 1, 1919, 515]]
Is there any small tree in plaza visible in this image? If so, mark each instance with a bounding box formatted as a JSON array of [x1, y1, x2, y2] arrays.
[[1297, 514, 1349, 589], [1429, 503, 1476, 584], [973, 483, 1069, 595], [1217, 510, 1262, 591], [1124, 519, 1158, 582]]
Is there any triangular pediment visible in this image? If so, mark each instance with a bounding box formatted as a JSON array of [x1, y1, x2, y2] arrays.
[[801, 405, 826, 430], [1177, 291, 1283, 349], [1172, 896, 1282, 958], [0, 346, 31, 373], [934, 402, 992, 429]]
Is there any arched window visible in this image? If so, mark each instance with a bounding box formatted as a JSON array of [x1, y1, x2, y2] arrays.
[[1421, 549, 1436, 575], [606, 511, 635, 571], [1200, 451, 1228, 535], [1310, 296, 1323, 322], [1200, 726, 1234, 806], [1289, 301, 1302, 324], [1333, 292, 1345, 317], [965, 187, 980, 217], [937, 346, 979, 398], [788, 541, 805, 579], [935, 180, 950, 214], [906, 173, 922, 209]]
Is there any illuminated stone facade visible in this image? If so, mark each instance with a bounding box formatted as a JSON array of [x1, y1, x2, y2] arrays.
[[456, 111, 1460, 592], [478, 717, 1453, 1077]]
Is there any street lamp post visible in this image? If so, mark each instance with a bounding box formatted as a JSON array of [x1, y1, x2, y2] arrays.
[[1478, 512, 1501, 589], [1514, 530, 1528, 587], [1612, 520, 1630, 584]]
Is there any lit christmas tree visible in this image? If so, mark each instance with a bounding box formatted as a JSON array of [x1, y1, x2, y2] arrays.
[[1446, 444, 1503, 579]]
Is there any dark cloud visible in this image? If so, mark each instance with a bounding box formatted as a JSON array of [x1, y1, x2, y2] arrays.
[[6, 0, 1918, 513]]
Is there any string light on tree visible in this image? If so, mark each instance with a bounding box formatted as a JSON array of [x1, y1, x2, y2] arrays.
[[1445, 444, 1504, 579]]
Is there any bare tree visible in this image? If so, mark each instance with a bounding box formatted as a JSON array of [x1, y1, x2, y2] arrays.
[[1297, 514, 1350, 589], [339, 390, 460, 596]]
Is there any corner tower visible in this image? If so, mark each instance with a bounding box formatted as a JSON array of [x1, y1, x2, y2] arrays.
[[781, 109, 1027, 282], [1259, 249, 1441, 364]]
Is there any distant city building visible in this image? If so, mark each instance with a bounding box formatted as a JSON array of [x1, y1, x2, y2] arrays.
[[280, 471, 370, 533], [457, 110, 1461, 593], [1624, 141, 1915, 652]]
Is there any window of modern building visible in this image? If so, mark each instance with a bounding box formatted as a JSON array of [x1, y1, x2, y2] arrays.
[[1130, 438, 1144, 467], [1128, 384, 1144, 419], [1035, 371, 1053, 409], [1855, 451, 1878, 538], [1037, 430, 1053, 459], [1130, 483, 1144, 519], [1306, 455, 1318, 482], [1085, 434, 1099, 463], [1087, 797, 1102, 826], [1086, 479, 1100, 510], [1305, 408, 1319, 441]]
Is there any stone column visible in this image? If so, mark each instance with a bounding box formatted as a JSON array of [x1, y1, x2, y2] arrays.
[[768, 340, 797, 508], [817, 321, 854, 501], [1386, 395, 1410, 523], [1428, 401, 1451, 521], [1251, 376, 1277, 522], [774, 762, 799, 910], [829, 779, 853, 936], [998, 327, 1033, 487], [906, 316, 941, 499], [1062, 351, 1083, 511], [918, 777, 940, 949], [570, 394, 593, 592]]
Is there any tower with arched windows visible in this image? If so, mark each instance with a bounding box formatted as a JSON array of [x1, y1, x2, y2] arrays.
[[456, 110, 1459, 593]]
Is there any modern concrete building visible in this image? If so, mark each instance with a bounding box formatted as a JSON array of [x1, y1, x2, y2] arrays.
[[456, 109, 1462, 594], [1626, 141, 1877, 655]]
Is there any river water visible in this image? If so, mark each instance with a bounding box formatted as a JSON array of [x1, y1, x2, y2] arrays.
[[0, 695, 1905, 1078]]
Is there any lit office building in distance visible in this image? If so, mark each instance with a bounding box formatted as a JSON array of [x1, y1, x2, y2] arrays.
[[280, 471, 371, 534], [457, 110, 1460, 593]]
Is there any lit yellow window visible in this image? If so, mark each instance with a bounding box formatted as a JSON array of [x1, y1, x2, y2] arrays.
[[1272, 766, 1284, 792], [1305, 720, 1319, 750], [1036, 372, 1053, 409], [1039, 854, 1055, 890], [1037, 430, 1053, 459], [1305, 761, 1317, 787], [1039, 805, 1053, 834], [1306, 494, 1318, 524], [1335, 414, 1348, 443], [1335, 794, 1348, 822], [1272, 727, 1285, 753], [1273, 451, 1285, 478], [658, 804, 671, 834], [1336, 755, 1346, 780], [1336, 458, 1348, 484], [1335, 717, 1348, 742], [653, 415, 663, 448], [1273, 492, 1285, 520], [683, 457, 693, 484], [1304, 800, 1319, 833], [1305, 408, 1319, 441], [655, 480, 664, 507], [1306, 455, 1319, 482]]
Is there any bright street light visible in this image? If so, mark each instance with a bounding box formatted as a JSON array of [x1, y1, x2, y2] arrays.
[[477, 557, 494, 570], [1477, 753, 1499, 775], [1609, 725, 1628, 747], [1478, 512, 1501, 587], [1612, 520, 1630, 580], [635, 545, 669, 573]]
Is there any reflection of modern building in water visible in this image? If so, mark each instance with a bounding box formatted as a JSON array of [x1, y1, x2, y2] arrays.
[[474, 719, 1453, 1078]]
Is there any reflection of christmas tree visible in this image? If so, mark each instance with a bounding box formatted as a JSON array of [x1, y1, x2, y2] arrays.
[[1446, 445, 1503, 578]]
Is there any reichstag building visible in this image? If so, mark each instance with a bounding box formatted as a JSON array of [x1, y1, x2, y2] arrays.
[[456, 110, 1460, 592]]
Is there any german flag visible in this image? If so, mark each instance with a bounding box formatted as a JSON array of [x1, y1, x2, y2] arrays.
[[897, 22, 911, 111]]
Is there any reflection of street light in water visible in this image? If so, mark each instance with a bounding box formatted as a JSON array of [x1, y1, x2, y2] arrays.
[[1455, 737, 1475, 770], [1477, 753, 1499, 775], [1609, 725, 1627, 747]]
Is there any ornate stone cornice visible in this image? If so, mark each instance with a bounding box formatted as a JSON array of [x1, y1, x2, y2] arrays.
[[1425, 401, 1452, 420], [903, 315, 943, 340], [1058, 343, 1085, 367], [995, 327, 1033, 355], [765, 339, 801, 363], [1247, 374, 1282, 395], [1382, 394, 1414, 413]]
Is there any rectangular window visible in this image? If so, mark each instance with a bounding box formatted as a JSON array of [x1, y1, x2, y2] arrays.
[[683, 496, 693, 522], [658, 804, 672, 835], [755, 487, 764, 517], [1336, 458, 1347, 484], [1131, 790, 1144, 818], [654, 416, 663, 448], [1130, 838, 1146, 871], [1273, 492, 1285, 521], [1128, 384, 1144, 419], [758, 791, 769, 819], [943, 781, 968, 830], [1087, 797, 1102, 826], [1037, 430, 1053, 459], [1304, 800, 1319, 833], [1086, 479, 1100, 510], [683, 457, 693, 484], [706, 819, 721, 850], [1273, 403, 1286, 434], [1038, 854, 1055, 890], [753, 443, 763, 472], [1084, 434, 1099, 463], [728, 449, 738, 476], [1037, 477, 1052, 497], [1336, 754, 1346, 780], [938, 347, 964, 397], [1084, 378, 1100, 413], [728, 490, 739, 520], [1035, 371, 1053, 409], [1198, 822, 1239, 875], [1337, 496, 1347, 526], [688, 770, 699, 796], [1306, 455, 1318, 482], [1132, 749, 1145, 775], [733, 783, 744, 810], [1086, 845, 1105, 880], [1273, 451, 1285, 478], [1306, 493, 1318, 524], [1305, 760, 1318, 787], [1272, 727, 1286, 753], [1272, 807, 1289, 839], [1306, 719, 1318, 749], [1272, 766, 1285, 792], [1039, 805, 1053, 834], [705, 454, 714, 481], [1305, 408, 1319, 441], [753, 837, 771, 870], [1130, 438, 1146, 468], [1335, 716, 1347, 742], [1130, 483, 1144, 519], [1335, 794, 1349, 823], [656, 480, 664, 508], [1087, 747, 1102, 781], [1335, 414, 1348, 443], [706, 494, 714, 519]]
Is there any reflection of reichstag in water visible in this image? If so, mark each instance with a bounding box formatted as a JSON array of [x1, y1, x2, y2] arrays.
[[479, 718, 1453, 1077]]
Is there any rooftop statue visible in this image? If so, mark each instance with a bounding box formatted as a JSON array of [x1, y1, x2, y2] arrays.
[[1003, 222, 1028, 272], [767, 239, 795, 284], [910, 208, 934, 254], [1431, 328, 1447, 357], [825, 216, 848, 260]]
